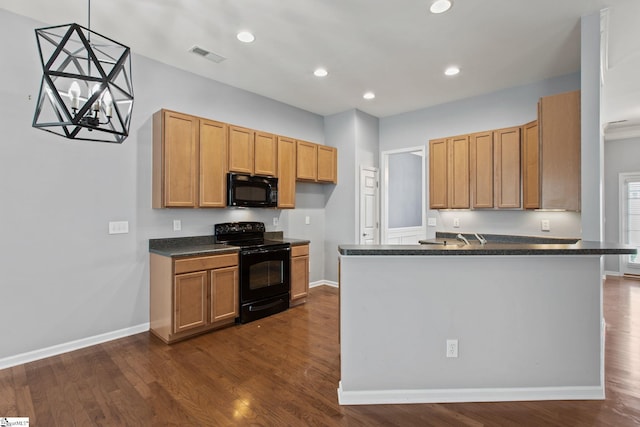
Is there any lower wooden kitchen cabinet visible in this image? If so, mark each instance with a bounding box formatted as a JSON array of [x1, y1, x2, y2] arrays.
[[290, 244, 310, 306], [150, 252, 238, 343]]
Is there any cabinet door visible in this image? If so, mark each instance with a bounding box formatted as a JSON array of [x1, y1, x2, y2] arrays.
[[291, 246, 309, 302], [540, 90, 581, 211], [210, 266, 238, 323], [429, 139, 448, 209], [296, 140, 318, 181], [199, 119, 227, 207], [522, 120, 540, 209], [174, 271, 207, 334], [228, 125, 254, 174], [470, 132, 494, 208], [448, 135, 470, 209], [317, 145, 338, 183], [494, 127, 521, 209], [277, 136, 296, 208], [157, 110, 199, 207], [254, 131, 277, 177]]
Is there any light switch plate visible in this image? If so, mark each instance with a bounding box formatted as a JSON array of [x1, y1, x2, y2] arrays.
[[427, 217, 437, 227], [453, 218, 460, 228], [173, 220, 182, 231], [305, 216, 310, 225]]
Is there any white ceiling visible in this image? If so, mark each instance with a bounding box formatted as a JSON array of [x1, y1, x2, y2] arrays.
[[2, 0, 638, 121]]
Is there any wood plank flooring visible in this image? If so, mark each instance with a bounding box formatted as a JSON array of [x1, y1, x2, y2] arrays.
[[1, 276, 639, 426]]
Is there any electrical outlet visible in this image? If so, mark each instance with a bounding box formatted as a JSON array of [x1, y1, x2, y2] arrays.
[[108, 221, 129, 235], [173, 219, 182, 231], [427, 217, 437, 227], [453, 218, 460, 228], [273, 217, 279, 226], [446, 339, 459, 358], [305, 216, 311, 225], [541, 219, 550, 232]]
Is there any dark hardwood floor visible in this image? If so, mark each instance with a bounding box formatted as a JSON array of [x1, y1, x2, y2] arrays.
[[1, 277, 639, 426]]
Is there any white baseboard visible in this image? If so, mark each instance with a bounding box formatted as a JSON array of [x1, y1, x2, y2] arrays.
[[310, 280, 338, 288], [0, 323, 150, 370], [605, 270, 622, 277], [337, 381, 604, 405]]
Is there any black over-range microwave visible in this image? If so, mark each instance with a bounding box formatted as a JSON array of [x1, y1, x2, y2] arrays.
[[227, 173, 278, 208]]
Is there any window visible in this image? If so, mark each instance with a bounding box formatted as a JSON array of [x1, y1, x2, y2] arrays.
[[622, 175, 640, 266]]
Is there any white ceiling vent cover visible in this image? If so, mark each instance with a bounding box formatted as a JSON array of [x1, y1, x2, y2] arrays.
[[188, 45, 226, 63]]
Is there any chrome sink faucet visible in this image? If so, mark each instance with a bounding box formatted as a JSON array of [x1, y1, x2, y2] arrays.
[[474, 233, 487, 245], [456, 234, 470, 245]]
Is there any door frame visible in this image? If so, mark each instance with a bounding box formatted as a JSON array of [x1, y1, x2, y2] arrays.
[[381, 146, 427, 244], [619, 172, 640, 275]]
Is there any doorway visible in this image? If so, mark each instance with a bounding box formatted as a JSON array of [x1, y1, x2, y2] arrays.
[[619, 173, 640, 275], [381, 146, 426, 244], [359, 166, 379, 244]]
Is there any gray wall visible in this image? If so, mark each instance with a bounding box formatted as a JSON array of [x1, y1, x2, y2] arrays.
[[322, 109, 380, 283], [0, 9, 327, 360], [604, 137, 640, 272], [581, 12, 604, 241], [379, 73, 582, 238]]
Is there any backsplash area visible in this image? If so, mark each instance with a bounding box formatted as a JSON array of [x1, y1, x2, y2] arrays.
[[433, 210, 581, 238]]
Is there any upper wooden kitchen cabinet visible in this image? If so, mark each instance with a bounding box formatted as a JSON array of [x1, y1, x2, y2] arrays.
[[469, 131, 494, 208], [538, 90, 581, 211], [317, 145, 338, 183], [448, 135, 470, 209], [199, 118, 228, 207], [277, 136, 296, 209], [228, 125, 254, 175], [153, 109, 227, 208], [429, 136, 470, 209], [254, 131, 278, 177], [228, 127, 278, 177], [296, 140, 318, 181], [493, 126, 521, 209], [429, 138, 448, 209], [522, 120, 540, 209], [296, 140, 338, 184]]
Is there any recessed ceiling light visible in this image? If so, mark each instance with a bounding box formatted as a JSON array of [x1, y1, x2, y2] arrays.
[[363, 92, 375, 100], [314, 68, 328, 77], [430, 0, 452, 14], [444, 66, 460, 76], [237, 31, 255, 43]]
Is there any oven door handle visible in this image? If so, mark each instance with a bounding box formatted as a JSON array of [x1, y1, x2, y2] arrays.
[[242, 247, 290, 256], [248, 299, 284, 312]]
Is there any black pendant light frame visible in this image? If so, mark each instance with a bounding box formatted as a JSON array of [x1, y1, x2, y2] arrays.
[[32, 3, 134, 144]]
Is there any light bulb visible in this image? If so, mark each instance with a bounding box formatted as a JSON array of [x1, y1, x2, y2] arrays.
[[102, 91, 113, 117], [68, 81, 81, 110], [91, 84, 102, 112]]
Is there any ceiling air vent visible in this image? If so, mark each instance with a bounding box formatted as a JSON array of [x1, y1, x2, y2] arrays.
[[188, 45, 226, 63]]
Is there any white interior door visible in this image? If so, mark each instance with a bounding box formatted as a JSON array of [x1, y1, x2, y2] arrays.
[[620, 173, 640, 275], [381, 147, 426, 244], [359, 167, 379, 244]]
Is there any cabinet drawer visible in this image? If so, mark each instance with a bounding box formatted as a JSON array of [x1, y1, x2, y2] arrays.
[[174, 253, 238, 274], [291, 245, 309, 257]]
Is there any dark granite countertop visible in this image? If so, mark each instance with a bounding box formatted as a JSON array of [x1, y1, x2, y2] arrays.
[[338, 240, 637, 256], [149, 234, 309, 257]]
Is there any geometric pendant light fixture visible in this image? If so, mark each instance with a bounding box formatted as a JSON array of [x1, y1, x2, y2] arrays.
[[32, 1, 134, 143]]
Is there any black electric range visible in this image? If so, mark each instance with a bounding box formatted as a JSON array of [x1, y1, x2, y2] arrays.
[[214, 222, 291, 323]]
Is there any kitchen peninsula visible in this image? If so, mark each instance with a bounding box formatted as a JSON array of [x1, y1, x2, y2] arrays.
[[337, 240, 636, 405]]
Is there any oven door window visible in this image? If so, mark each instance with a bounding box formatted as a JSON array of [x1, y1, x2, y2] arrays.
[[240, 248, 291, 302], [249, 260, 284, 290]]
